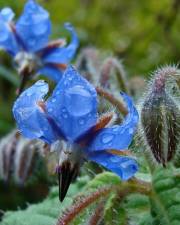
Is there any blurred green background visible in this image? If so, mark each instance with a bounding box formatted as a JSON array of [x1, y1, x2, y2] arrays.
[[0, 0, 180, 135]]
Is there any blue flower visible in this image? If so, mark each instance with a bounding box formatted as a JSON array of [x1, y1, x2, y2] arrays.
[[0, 0, 79, 91], [13, 66, 139, 201]]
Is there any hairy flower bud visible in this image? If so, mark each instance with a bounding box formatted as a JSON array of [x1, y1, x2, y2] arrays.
[[0, 130, 46, 185], [141, 66, 180, 166]]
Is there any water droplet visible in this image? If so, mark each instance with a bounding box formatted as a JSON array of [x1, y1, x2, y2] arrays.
[[40, 87, 46, 93], [101, 133, 114, 144], [51, 98, 56, 103], [64, 80, 68, 85], [61, 108, 67, 113], [88, 113, 92, 117], [110, 156, 119, 163], [119, 159, 131, 169], [112, 125, 119, 132], [43, 127, 48, 131], [102, 161, 108, 167], [68, 76, 73, 81], [120, 128, 125, 134], [62, 113, 68, 118], [26, 91, 32, 97], [28, 38, 36, 47], [48, 108, 53, 113], [33, 22, 48, 36], [129, 128, 134, 134], [65, 85, 94, 116], [133, 115, 138, 122], [79, 118, 85, 125], [35, 80, 45, 86]]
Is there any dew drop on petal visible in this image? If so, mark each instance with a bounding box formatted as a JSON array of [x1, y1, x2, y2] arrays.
[[28, 38, 36, 47], [51, 98, 56, 103], [35, 80, 45, 86], [43, 127, 48, 131], [102, 161, 108, 167], [119, 160, 132, 169], [62, 113, 68, 119], [48, 108, 53, 113], [26, 91, 32, 97], [68, 76, 73, 81], [110, 156, 119, 163], [134, 115, 138, 122], [120, 128, 125, 134], [129, 128, 134, 134], [32, 22, 48, 36], [65, 85, 94, 117], [79, 118, 85, 125], [61, 108, 67, 113], [112, 125, 119, 132], [101, 133, 114, 144]]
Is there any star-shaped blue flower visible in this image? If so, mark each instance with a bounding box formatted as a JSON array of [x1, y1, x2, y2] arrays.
[[0, 0, 79, 91], [13, 66, 139, 201]]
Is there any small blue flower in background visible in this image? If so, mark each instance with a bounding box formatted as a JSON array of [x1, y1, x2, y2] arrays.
[[0, 0, 79, 92], [13, 66, 139, 201]]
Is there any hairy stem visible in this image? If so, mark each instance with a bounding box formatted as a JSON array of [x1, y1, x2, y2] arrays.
[[100, 57, 129, 94], [96, 86, 128, 115], [56, 187, 111, 225], [56, 178, 151, 225], [88, 201, 104, 225]]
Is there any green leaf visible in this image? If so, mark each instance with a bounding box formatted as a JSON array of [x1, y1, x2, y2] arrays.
[[85, 171, 121, 191], [124, 194, 151, 225], [104, 192, 127, 225], [1, 176, 89, 225], [150, 167, 180, 225]]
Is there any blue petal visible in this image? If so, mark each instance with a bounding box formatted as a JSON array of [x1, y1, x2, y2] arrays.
[[88, 151, 138, 180], [0, 9, 18, 55], [46, 66, 97, 142], [42, 23, 79, 64], [16, 0, 51, 52], [38, 65, 63, 82], [1, 8, 15, 21], [87, 93, 139, 152], [13, 80, 57, 144]]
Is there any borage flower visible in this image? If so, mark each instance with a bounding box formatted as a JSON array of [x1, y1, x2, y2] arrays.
[[0, 0, 79, 93], [13, 66, 139, 201]]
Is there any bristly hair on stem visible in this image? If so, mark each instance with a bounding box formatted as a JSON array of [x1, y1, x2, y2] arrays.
[[87, 201, 104, 225], [56, 179, 151, 225], [96, 86, 128, 115], [100, 57, 130, 94], [56, 187, 111, 225]]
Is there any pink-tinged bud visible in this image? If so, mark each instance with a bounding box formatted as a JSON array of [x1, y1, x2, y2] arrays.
[[141, 66, 180, 166]]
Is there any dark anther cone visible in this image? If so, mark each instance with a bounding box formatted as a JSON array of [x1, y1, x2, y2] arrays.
[[58, 162, 79, 202]]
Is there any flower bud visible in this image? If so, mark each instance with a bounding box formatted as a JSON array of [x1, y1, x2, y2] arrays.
[[141, 67, 180, 166], [0, 130, 46, 185]]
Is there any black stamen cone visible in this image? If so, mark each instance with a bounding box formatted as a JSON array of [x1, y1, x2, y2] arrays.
[[58, 162, 79, 202]]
